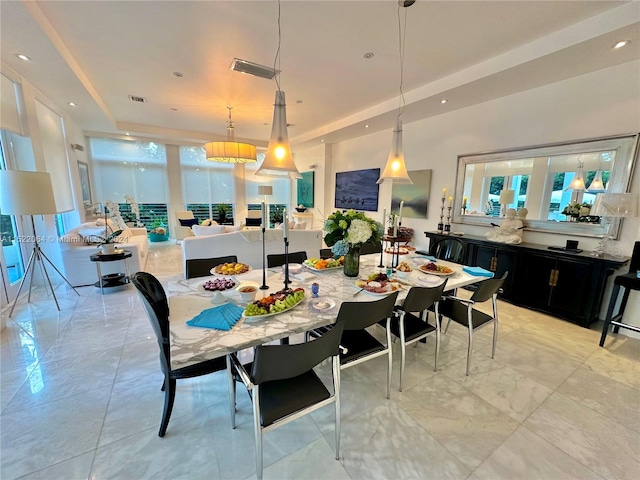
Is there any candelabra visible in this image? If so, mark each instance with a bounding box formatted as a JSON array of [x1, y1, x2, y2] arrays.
[[437, 197, 445, 233], [260, 224, 269, 290], [283, 237, 291, 289], [444, 206, 452, 233]]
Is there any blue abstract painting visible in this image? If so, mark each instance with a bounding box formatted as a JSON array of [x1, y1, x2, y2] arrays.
[[334, 168, 380, 212]]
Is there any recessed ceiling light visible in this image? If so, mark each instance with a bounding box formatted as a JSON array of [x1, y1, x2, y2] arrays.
[[440, 99, 448, 104], [68, 102, 76, 107], [170, 107, 178, 111], [173, 71, 184, 77], [614, 40, 629, 49], [363, 52, 374, 59], [365, 124, 370, 128], [296, 100, 303, 104], [320, 139, 324, 143], [125, 132, 130, 136], [16, 54, 30, 61], [263, 122, 268, 126]]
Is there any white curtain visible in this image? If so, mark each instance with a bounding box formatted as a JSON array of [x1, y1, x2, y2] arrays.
[[245, 154, 291, 204], [180, 146, 234, 204], [1, 73, 23, 135]]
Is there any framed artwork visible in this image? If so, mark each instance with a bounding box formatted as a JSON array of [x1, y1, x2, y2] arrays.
[[297, 171, 314, 207], [77, 161, 92, 206], [391, 169, 432, 218], [335, 168, 380, 212]]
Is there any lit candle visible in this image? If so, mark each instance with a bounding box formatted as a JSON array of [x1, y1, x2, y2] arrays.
[[283, 208, 288, 238], [442, 188, 446, 198], [393, 215, 398, 237], [261, 201, 267, 227], [463, 196, 467, 206], [448, 196, 453, 207], [398, 201, 404, 224]]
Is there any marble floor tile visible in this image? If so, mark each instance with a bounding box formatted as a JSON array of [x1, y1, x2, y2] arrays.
[[16, 452, 95, 480], [114, 338, 160, 384], [475, 425, 603, 480], [0, 387, 110, 480], [583, 346, 640, 390], [525, 392, 640, 480], [0, 322, 51, 375], [398, 374, 519, 470], [91, 411, 222, 480], [0, 368, 25, 414], [558, 365, 640, 433], [442, 355, 553, 422], [336, 402, 470, 480], [257, 437, 351, 480]]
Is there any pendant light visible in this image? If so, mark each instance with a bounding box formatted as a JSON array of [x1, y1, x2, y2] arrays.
[[256, 0, 301, 179], [377, 1, 414, 185], [587, 169, 606, 193], [565, 160, 586, 191], [205, 106, 257, 163]]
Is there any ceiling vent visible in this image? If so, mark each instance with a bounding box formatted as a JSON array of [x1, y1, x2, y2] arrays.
[[230, 58, 280, 80], [128, 95, 146, 103]]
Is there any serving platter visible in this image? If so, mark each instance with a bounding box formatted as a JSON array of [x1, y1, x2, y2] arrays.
[[303, 263, 343, 272], [353, 281, 403, 296], [242, 295, 305, 321], [418, 265, 454, 276], [210, 265, 252, 277], [197, 281, 236, 294]]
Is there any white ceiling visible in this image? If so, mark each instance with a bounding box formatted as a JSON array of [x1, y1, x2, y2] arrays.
[[1, 1, 638, 151]]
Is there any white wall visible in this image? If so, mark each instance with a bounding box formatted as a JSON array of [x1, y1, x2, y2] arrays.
[[295, 60, 640, 333]]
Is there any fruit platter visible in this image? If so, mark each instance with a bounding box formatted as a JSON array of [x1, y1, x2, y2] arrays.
[[243, 287, 306, 318], [199, 278, 236, 292], [211, 262, 251, 276], [418, 262, 454, 276], [303, 257, 344, 271], [354, 273, 402, 295]]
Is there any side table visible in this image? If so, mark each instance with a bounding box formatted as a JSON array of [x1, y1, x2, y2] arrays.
[[89, 249, 133, 294]]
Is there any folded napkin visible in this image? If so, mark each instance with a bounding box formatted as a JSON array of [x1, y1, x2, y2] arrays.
[[186, 303, 245, 330], [462, 266, 494, 278], [417, 255, 437, 262], [292, 271, 316, 282]]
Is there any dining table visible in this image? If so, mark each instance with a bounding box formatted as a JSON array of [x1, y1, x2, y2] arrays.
[[167, 253, 490, 370]]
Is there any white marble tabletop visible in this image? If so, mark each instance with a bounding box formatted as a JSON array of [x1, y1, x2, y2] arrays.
[[168, 254, 487, 369]]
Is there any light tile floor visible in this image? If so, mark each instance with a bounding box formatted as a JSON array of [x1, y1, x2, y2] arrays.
[[1, 242, 639, 480]]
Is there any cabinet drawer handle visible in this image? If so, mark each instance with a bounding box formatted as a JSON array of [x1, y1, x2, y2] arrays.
[[553, 269, 559, 286], [548, 270, 554, 286]]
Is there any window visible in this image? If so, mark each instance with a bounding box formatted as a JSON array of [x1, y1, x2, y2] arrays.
[[245, 153, 291, 208]]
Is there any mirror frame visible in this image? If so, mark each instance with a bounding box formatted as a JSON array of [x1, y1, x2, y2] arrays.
[[453, 134, 639, 238]]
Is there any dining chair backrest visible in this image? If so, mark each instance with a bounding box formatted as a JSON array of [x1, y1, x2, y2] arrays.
[[131, 272, 171, 375], [361, 241, 382, 255], [470, 271, 508, 303], [628, 241, 640, 273], [402, 280, 448, 313], [186, 255, 238, 279], [251, 317, 345, 384], [320, 248, 333, 258], [340, 291, 399, 331], [433, 237, 465, 264], [267, 251, 308, 268]]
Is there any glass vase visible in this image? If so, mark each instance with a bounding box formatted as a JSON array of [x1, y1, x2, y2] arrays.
[[343, 245, 361, 277]]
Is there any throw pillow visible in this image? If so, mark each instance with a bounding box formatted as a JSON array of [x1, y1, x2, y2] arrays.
[[77, 227, 106, 245], [192, 224, 226, 236], [179, 218, 199, 228], [201, 219, 218, 226]]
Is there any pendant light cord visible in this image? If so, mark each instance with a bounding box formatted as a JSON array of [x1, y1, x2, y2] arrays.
[[396, 4, 408, 122], [273, 0, 282, 92]]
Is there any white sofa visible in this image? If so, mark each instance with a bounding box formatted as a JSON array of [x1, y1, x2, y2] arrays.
[[181, 229, 323, 277], [59, 221, 150, 286]]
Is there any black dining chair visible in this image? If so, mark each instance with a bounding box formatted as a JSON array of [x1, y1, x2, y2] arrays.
[[227, 317, 346, 480], [600, 241, 640, 346], [320, 248, 333, 258], [432, 237, 466, 264], [438, 272, 507, 375], [185, 255, 238, 279], [361, 240, 383, 255], [131, 272, 227, 437], [381, 281, 448, 391], [267, 251, 308, 267]]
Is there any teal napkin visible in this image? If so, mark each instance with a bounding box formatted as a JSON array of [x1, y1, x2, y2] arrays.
[[186, 303, 245, 330], [463, 266, 494, 278]]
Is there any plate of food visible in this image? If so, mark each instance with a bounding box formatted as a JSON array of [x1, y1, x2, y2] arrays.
[[384, 246, 410, 255], [303, 257, 344, 271], [354, 272, 403, 296], [243, 287, 306, 320], [197, 278, 236, 293], [210, 262, 252, 277], [416, 274, 445, 286], [394, 261, 414, 279], [418, 262, 455, 276]]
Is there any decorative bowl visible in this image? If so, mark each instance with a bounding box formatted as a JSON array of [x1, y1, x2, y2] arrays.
[[295, 207, 307, 213]]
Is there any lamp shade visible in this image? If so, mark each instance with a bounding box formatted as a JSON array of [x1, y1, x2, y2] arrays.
[[565, 162, 586, 191], [205, 140, 257, 163], [591, 193, 638, 218], [258, 185, 273, 196], [256, 90, 301, 178], [499, 189, 515, 205], [587, 169, 606, 193], [377, 119, 412, 184], [0, 170, 58, 215]]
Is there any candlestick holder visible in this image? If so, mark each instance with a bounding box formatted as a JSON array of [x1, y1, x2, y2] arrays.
[[283, 237, 291, 289], [437, 197, 445, 233], [260, 225, 269, 290], [444, 206, 452, 233]]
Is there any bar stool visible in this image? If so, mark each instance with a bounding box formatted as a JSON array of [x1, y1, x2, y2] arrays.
[[599, 241, 640, 346]]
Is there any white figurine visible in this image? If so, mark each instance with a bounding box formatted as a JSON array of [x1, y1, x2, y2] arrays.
[[486, 208, 524, 244]]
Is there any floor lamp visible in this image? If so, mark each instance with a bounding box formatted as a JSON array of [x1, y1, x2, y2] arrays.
[[0, 170, 78, 316]]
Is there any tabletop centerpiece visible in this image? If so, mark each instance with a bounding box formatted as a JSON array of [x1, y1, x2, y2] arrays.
[[323, 209, 383, 277]]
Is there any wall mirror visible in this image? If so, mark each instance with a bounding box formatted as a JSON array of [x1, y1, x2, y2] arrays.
[[453, 134, 639, 238]]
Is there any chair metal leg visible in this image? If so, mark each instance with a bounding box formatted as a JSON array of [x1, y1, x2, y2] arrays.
[[226, 355, 236, 429], [600, 283, 621, 347], [252, 387, 263, 480], [491, 319, 498, 359], [159, 377, 176, 437], [614, 288, 632, 334], [385, 317, 392, 399], [434, 326, 441, 372], [333, 356, 341, 461], [444, 317, 451, 334], [399, 313, 406, 392], [465, 325, 473, 376]]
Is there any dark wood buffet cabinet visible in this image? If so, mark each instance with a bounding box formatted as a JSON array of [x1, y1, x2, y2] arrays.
[[424, 232, 629, 327]]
